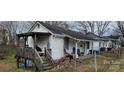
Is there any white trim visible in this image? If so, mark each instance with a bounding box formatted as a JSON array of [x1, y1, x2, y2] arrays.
[[38, 22, 54, 35], [53, 34, 66, 38], [29, 21, 55, 35], [28, 22, 38, 32]]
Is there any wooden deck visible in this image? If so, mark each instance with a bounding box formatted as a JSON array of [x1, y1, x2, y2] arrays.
[[16, 47, 34, 59], [16, 47, 55, 71]]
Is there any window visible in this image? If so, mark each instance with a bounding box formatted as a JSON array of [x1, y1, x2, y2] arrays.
[[86, 42, 90, 49]]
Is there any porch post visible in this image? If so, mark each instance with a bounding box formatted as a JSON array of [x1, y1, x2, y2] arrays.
[[75, 41, 78, 58], [24, 36, 27, 47], [74, 41, 78, 72], [99, 41, 101, 48], [17, 36, 20, 47], [99, 41, 101, 54], [24, 36, 27, 68], [34, 34, 37, 69], [84, 42, 87, 56], [91, 41, 94, 54], [34, 34, 37, 50]]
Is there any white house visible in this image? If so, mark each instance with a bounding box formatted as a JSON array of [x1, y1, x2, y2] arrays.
[[101, 35, 121, 49], [17, 22, 96, 60], [17, 22, 120, 60]]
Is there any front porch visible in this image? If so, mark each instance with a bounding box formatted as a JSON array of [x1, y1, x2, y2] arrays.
[[16, 32, 54, 71], [64, 37, 91, 59]]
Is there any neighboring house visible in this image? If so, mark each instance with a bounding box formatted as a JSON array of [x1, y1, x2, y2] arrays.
[[101, 35, 121, 49], [85, 32, 121, 52]]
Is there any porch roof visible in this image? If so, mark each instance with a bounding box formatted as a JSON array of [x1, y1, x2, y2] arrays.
[[17, 32, 51, 37], [100, 35, 121, 41], [86, 32, 104, 40]]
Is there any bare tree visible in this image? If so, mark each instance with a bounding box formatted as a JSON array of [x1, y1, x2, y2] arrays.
[[0, 21, 18, 44], [17, 21, 34, 33], [96, 21, 111, 37], [94, 21, 111, 50], [44, 21, 62, 26], [112, 21, 124, 46], [75, 21, 111, 35], [0, 29, 8, 45], [114, 21, 124, 37], [43, 21, 69, 30], [0, 21, 33, 45], [75, 21, 96, 34]]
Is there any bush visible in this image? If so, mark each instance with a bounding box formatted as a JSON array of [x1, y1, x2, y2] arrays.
[[100, 47, 106, 52], [107, 47, 112, 51]]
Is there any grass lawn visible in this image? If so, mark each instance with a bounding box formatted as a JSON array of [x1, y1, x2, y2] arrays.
[[0, 45, 32, 72], [52, 54, 124, 72], [77, 55, 110, 72], [1, 45, 124, 72]]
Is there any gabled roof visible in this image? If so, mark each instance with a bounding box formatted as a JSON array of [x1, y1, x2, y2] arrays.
[[101, 36, 113, 41], [32, 21, 93, 40], [19, 21, 116, 41], [39, 22, 64, 35], [107, 35, 120, 39], [85, 32, 119, 41]]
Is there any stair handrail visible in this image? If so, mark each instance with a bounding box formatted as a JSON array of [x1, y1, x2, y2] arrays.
[[45, 49, 54, 64], [34, 49, 44, 63]]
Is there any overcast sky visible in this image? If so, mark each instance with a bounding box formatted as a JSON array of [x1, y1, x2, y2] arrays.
[[14, 21, 118, 36], [0, 21, 118, 36]]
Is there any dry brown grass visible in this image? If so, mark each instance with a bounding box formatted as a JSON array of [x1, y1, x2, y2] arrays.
[[1, 45, 124, 72], [0, 45, 32, 72]]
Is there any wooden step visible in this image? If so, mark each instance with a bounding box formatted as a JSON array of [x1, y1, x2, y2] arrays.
[[43, 62, 52, 67], [43, 65, 53, 70], [43, 62, 54, 70]]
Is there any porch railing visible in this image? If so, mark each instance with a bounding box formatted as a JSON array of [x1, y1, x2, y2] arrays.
[[16, 47, 34, 59], [16, 47, 44, 71]]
